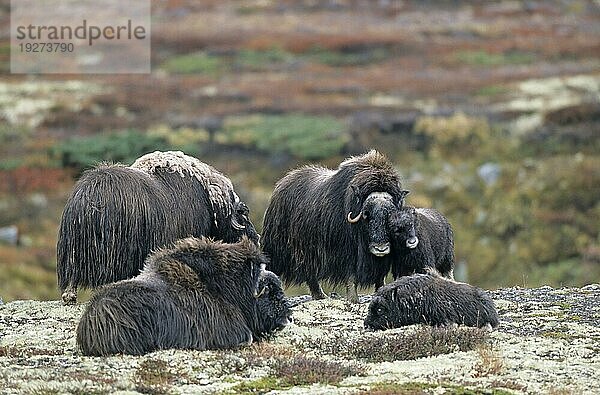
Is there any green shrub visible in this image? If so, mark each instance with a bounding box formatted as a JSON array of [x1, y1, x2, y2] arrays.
[[50, 130, 170, 171], [161, 52, 223, 74], [307, 45, 391, 66], [0, 158, 25, 170], [223, 114, 347, 160], [476, 85, 509, 96], [236, 47, 293, 70], [455, 50, 536, 66]]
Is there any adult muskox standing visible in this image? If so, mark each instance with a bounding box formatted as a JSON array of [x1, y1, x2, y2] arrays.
[[262, 150, 408, 301], [77, 236, 292, 356], [57, 151, 259, 304]]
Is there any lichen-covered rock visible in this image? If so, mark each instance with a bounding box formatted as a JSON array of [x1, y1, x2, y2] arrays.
[[1, 285, 599, 394]]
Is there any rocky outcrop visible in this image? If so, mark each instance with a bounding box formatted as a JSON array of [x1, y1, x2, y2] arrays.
[[1, 285, 599, 394]]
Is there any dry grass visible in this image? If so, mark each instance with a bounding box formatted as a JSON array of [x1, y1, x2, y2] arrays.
[[134, 358, 176, 394], [229, 346, 366, 393], [309, 326, 490, 363], [473, 345, 504, 377], [274, 356, 366, 386], [239, 342, 298, 360], [0, 345, 66, 357]]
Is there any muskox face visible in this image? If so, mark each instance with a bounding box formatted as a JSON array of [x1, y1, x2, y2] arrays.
[[389, 206, 419, 249], [227, 196, 260, 246], [348, 192, 397, 256], [364, 295, 396, 330], [254, 270, 292, 338]]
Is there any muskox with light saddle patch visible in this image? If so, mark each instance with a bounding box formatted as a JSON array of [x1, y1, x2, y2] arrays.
[[57, 151, 259, 304], [76, 236, 292, 356], [364, 271, 499, 329], [389, 206, 455, 280], [262, 150, 408, 302]]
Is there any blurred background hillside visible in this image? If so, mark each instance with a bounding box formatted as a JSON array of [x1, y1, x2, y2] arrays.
[[0, 0, 598, 301]]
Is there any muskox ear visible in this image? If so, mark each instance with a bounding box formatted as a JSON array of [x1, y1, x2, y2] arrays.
[[396, 190, 410, 207], [351, 185, 360, 200]]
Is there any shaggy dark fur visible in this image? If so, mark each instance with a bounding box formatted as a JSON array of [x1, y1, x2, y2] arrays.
[[76, 237, 291, 356], [389, 206, 455, 279], [364, 272, 499, 329], [262, 150, 407, 301], [255, 271, 293, 334], [57, 151, 259, 304]]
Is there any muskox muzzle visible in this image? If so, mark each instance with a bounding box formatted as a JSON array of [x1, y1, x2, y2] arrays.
[[369, 242, 391, 256], [406, 236, 419, 249]]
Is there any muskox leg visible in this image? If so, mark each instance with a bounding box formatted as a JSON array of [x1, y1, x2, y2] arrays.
[[236, 330, 254, 348], [307, 277, 327, 300], [346, 282, 359, 303], [61, 284, 77, 305]]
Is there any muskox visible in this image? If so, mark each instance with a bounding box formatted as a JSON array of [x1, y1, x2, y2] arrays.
[[255, 270, 294, 334], [76, 236, 292, 356], [364, 271, 499, 330], [262, 150, 408, 301], [389, 206, 455, 279], [57, 151, 259, 304]]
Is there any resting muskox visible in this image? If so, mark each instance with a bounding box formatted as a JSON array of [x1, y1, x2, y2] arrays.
[[364, 271, 499, 330], [76, 236, 292, 356], [57, 151, 259, 304], [262, 150, 408, 301], [389, 206, 455, 280]]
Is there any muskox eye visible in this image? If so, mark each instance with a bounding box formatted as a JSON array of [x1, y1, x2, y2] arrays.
[[237, 203, 250, 217], [362, 211, 370, 220], [376, 307, 383, 315]]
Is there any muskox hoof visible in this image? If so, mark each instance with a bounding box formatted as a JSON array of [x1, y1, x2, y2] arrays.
[[61, 291, 77, 305], [346, 283, 359, 303], [310, 290, 328, 300], [308, 280, 328, 300]]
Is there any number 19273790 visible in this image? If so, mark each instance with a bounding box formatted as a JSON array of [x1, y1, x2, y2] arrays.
[[19, 42, 74, 53]]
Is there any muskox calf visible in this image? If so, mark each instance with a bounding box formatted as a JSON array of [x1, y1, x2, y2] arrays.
[[364, 272, 499, 330], [263, 151, 407, 302], [76, 237, 291, 356], [58, 150, 259, 304], [389, 206, 455, 279]]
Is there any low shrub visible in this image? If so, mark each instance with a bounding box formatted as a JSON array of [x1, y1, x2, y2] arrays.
[[161, 52, 223, 74], [222, 114, 347, 160], [50, 130, 170, 171]]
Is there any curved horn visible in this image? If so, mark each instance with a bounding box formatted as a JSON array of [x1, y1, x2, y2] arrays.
[[231, 216, 246, 230], [347, 211, 362, 223], [254, 286, 267, 299]]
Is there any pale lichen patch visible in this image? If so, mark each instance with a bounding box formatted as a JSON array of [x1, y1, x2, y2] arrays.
[[1, 284, 599, 394]]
